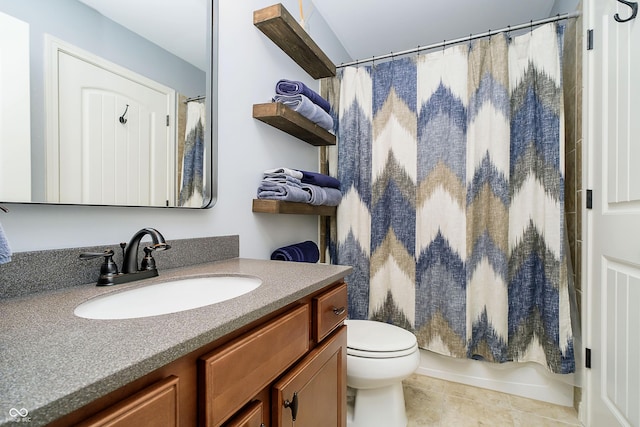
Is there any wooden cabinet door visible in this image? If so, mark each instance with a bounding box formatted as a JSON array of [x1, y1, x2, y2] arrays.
[[200, 304, 310, 427], [76, 376, 179, 427], [272, 326, 346, 427], [224, 400, 264, 427]]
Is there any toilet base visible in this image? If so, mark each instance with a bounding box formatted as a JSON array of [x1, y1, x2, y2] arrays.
[[346, 383, 407, 427]]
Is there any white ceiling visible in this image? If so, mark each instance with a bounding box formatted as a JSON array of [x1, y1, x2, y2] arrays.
[[76, 0, 571, 71], [312, 0, 558, 61]]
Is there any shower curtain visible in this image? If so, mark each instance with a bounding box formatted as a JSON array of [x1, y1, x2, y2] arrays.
[[333, 23, 574, 374], [178, 100, 205, 207]]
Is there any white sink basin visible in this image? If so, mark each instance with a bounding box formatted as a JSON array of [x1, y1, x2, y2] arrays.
[[74, 275, 262, 320]]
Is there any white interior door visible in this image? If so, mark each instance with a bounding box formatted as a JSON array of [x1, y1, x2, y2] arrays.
[[585, 1, 640, 426], [48, 40, 175, 206], [0, 11, 31, 202]]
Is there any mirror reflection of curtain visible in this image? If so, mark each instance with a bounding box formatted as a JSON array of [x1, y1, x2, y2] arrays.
[[178, 99, 205, 207]]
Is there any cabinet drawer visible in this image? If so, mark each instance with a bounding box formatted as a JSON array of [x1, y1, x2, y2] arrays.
[[77, 376, 179, 427], [223, 400, 264, 427], [200, 304, 310, 427], [313, 282, 347, 342]]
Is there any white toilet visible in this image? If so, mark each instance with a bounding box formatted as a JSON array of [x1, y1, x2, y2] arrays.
[[345, 319, 420, 427]]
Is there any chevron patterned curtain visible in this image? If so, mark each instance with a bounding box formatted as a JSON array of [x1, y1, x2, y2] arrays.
[[334, 23, 574, 374]]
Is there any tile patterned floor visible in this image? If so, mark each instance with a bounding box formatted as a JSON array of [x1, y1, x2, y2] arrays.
[[403, 374, 581, 426]]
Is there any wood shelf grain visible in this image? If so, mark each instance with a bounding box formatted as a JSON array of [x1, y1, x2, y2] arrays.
[[253, 3, 336, 79], [252, 199, 336, 216], [253, 103, 336, 146]]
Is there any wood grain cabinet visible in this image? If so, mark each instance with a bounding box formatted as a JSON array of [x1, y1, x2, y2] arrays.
[[201, 282, 348, 426], [272, 326, 346, 427], [49, 281, 347, 427], [76, 376, 180, 427]]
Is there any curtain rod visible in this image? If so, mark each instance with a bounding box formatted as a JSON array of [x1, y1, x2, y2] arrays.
[[337, 11, 580, 68], [184, 95, 206, 103]]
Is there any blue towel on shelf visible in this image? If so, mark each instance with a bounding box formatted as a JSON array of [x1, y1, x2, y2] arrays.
[[272, 95, 334, 132], [0, 222, 12, 264], [301, 183, 342, 206], [297, 170, 341, 189], [257, 181, 311, 203], [270, 240, 320, 263], [263, 167, 303, 179], [275, 79, 331, 113], [262, 175, 303, 187]]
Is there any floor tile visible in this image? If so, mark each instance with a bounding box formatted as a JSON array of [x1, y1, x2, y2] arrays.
[[402, 374, 582, 427]]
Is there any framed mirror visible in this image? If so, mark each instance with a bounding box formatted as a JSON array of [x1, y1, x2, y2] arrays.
[[0, 0, 217, 208]]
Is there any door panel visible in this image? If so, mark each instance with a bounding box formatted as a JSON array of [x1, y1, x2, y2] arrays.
[[272, 326, 347, 427], [0, 11, 31, 202], [586, 1, 640, 425], [54, 47, 174, 206]]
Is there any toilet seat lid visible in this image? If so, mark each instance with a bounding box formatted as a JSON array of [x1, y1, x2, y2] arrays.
[[345, 319, 417, 353]]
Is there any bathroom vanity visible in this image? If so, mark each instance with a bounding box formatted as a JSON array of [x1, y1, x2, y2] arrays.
[[0, 258, 351, 427]]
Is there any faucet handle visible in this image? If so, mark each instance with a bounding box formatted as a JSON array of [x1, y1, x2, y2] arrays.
[[140, 246, 157, 271], [79, 249, 119, 277]]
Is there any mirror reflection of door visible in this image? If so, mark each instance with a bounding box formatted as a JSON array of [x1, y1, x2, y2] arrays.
[[0, 11, 31, 202], [47, 38, 176, 206]]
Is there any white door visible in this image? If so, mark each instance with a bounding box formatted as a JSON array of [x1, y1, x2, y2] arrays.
[[585, 1, 640, 426], [0, 11, 31, 202], [48, 40, 175, 206]]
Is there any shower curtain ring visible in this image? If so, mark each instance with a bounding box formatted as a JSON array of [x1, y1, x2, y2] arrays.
[[442, 40, 446, 54]]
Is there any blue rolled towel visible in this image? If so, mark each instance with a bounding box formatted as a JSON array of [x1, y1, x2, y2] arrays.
[[257, 181, 310, 203], [271, 240, 319, 263], [297, 170, 341, 189], [272, 94, 334, 132], [275, 79, 331, 113], [0, 222, 11, 264], [301, 183, 342, 206]]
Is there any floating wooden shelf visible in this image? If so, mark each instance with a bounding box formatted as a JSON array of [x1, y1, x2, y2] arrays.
[[253, 199, 336, 216], [253, 103, 336, 146], [253, 4, 336, 79]]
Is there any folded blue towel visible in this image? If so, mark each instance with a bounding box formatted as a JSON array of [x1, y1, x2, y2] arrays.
[[297, 170, 341, 189], [262, 175, 303, 187], [270, 240, 319, 263], [301, 183, 342, 206], [263, 167, 303, 179], [272, 95, 334, 132], [0, 222, 11, 264], [275, 79, 331, 113], [257, 181, 311, 203]]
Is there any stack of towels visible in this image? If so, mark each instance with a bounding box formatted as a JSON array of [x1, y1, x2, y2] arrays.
[[272, 79, 334, 133], [257, 167, 342, 206]]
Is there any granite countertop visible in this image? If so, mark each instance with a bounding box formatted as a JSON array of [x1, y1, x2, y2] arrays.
[[0, 258, 352, 426]]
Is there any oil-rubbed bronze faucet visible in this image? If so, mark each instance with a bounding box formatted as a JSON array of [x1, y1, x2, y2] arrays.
[[80, 228, 171, 286], [122, 227, 171, 273]]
